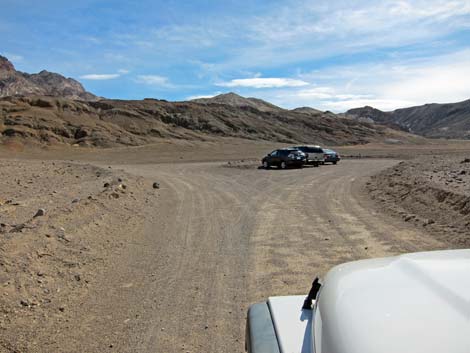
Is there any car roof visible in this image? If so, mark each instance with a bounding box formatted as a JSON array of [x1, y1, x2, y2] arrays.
[[293, 145, 321, 148], [316, 249, 470, 353]]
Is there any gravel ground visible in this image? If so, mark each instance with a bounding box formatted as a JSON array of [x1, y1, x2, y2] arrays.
[[0, 159, 159, 352], [367, 154, 470, 247]]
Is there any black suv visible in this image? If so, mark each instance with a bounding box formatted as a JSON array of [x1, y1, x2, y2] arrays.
[[262, 148, 306, 169]]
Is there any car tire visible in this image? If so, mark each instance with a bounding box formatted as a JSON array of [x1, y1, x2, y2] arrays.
[[263, 161, 270, 169], [314, 162, 319, 167], [280, 161, 287, 169], [333, 161, 337, 165]]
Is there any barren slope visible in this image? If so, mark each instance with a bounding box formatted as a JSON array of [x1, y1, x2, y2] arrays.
[[0, 95, 418, 148], [347, 99, 470, 139]]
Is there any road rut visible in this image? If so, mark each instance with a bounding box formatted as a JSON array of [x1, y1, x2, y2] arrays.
[[66, 159, 446, 353]]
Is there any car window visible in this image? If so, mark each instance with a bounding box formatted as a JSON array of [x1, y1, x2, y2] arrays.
[[270, 150, 279, 156], [279, 150, 290, 156], [306, 147, 323, 153]]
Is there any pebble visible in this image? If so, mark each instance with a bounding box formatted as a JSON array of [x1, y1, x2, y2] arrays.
[[33, 208, 46, 218], [153, 182, 160, 189]]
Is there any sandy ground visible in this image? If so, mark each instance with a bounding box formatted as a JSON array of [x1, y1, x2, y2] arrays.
[[0, 139, 468, 353]]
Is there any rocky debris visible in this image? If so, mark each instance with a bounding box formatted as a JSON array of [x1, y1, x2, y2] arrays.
[[461, 158, 470, 164], [33, 208, 46, 218], [367, 155, 470, 247], [153, 182, 160, 189], [0, 159, 157, 352]]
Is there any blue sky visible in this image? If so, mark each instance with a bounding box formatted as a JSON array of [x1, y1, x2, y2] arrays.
[[1, 0, 470, 111]]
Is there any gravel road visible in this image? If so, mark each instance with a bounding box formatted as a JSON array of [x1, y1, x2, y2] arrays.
[[54, 159, 447, 353]]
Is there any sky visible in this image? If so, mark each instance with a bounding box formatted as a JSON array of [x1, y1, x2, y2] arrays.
[[1, 0, 470, 112]]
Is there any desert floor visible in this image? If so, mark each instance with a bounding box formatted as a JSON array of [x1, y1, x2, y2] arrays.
[[1, 139, 469, 353]]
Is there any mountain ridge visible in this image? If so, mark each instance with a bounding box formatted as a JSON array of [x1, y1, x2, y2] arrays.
[[346, 99, 470, 139], [0, 55, 97, 101]]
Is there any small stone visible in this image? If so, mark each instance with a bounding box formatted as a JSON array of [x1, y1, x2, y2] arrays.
[[153, 182, 160, 189], [104, 182, 110, 188], [59, 306, 65, 312], [72, 198, 80, 203], [74, 274, 81, 281], [404, 215, 414, 222], [20, 299, 29, 307], [33, 208, 46, 218], [110, 192, 120, 199]]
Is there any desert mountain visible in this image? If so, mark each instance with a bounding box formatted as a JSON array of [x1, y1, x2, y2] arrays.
[[0, 55, 96, 101], [291, 107, 325, 115], [346, 99, 470, 139], [0, 95, 416, 148], [191, 92, 282, 112]]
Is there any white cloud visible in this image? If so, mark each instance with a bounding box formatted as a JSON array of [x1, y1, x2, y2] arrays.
[[136, 75, 169, 86], [202, 0, 470, 72], [3, 53, 23, 62], [217, 77, 309, 88], [186, 93, 220, 100], [118, 69, 130, 74], [253, 48, 470, 112], [79, 73, 120, 80]]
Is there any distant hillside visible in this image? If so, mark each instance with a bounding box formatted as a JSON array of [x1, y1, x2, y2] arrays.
[[191, 92, 282, 112], [0, 95, 415, 148], [346, 99, 470, 139], [290, 107, 324, 115], [0, 55, 96, 101]]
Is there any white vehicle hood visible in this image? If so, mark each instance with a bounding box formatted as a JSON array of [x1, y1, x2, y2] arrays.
[[316, 249, 470, 353]]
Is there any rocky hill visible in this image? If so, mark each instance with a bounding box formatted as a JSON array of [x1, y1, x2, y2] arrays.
[[191, 92, 281, 112], [0, 55, 96, 101], [0, 94, 414, 148], [346, 99, 470, 139]]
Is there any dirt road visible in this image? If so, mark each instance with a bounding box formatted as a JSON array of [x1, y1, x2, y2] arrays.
[[46, 158, 446, 353]]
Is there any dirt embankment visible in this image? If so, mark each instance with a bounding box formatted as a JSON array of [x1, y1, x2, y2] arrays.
[[0, 159, 159, 352], [367, 155, 470, 247]]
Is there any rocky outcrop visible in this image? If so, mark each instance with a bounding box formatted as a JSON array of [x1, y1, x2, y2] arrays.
[[0, 55, 97, 101]]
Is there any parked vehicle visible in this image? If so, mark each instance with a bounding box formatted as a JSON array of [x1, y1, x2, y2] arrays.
[[291, 146, 324, 167], [246, 249, 470, 353], [322, 148, 340, 164], [262, 148, 306, 169]]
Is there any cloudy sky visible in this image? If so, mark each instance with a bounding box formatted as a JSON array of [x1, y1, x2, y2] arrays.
[[1, 0, 470, 111]]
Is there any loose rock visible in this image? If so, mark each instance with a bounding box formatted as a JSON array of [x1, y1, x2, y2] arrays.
[[33, 208, 46, 218], [153, 182, 160, 189]]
